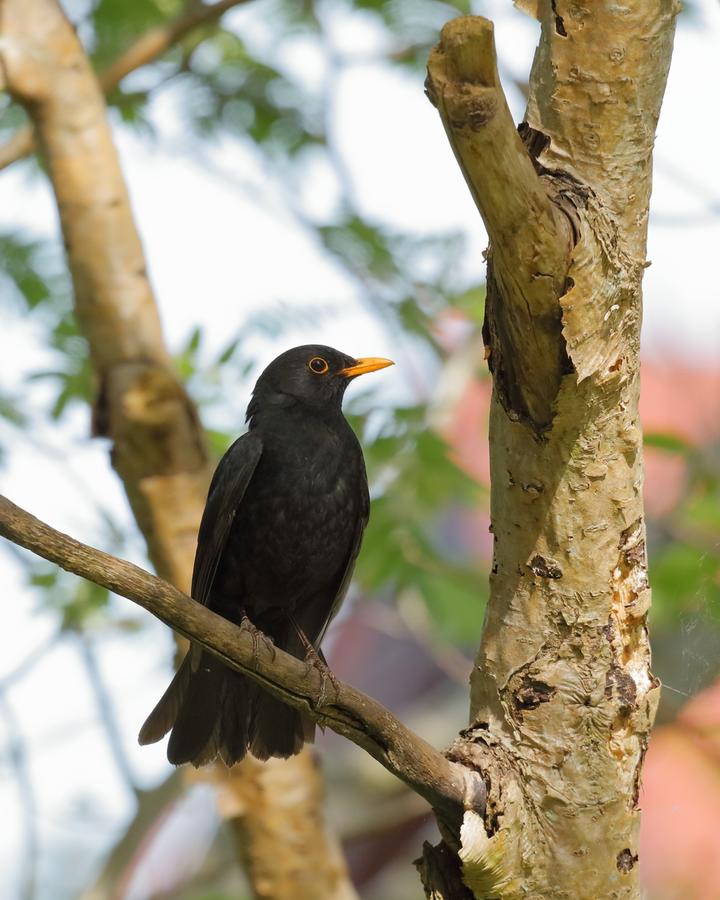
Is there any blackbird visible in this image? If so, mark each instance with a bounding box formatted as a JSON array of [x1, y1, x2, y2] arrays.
[[138, 344, 392, 765]]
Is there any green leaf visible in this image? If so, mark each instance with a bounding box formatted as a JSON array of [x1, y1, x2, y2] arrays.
[[91, 0, 183, 70], [0, 391, 27, 427], [649, 542, 720, 624], [0, 233, 51, 309], [217, 337, 241, 365], [644, 432, 694, 454], [416, 566, 485, 645]]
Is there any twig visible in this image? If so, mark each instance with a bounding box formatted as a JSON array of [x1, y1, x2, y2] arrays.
[[0, 0, 250, 171], [76, 632, 139, 794], [79, 771, 183, 900], [0, 630, 59, 690], [0, 495, 484, 825], [0, 689, 39, 900]]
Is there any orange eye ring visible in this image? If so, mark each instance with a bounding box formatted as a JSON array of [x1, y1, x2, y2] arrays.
[[308, 356, 329, 375]]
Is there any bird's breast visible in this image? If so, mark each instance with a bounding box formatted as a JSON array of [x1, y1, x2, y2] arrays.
[[217, 425, 365, 617]]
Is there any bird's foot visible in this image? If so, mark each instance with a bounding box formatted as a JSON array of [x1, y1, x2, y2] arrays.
[[240, 616, 276, 663], [303, 645, 340, 708]]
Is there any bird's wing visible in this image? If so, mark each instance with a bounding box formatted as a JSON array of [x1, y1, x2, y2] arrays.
[[314, 473, 370, 647], [191, 432, 263, 606]]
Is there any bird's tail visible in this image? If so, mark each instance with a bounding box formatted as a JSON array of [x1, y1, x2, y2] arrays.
[[138, 643, 314, 766]]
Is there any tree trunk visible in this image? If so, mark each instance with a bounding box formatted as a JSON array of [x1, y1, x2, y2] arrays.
[[0, 2, 357, 897], [425, 3, 676, 896]]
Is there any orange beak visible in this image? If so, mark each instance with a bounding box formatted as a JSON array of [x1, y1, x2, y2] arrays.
[[339, 357, 394, 379]]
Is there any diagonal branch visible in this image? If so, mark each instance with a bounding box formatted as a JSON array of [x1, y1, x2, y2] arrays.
[[0, 494, 484, 827], [0, 0, 249, 171], [426, 16, 573, 429]]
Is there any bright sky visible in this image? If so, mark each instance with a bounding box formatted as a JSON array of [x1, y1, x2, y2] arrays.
[[1, 1, 719, 897]]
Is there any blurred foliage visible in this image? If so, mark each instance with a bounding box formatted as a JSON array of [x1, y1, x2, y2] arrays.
[[2, 0, 492, 654], [4, 506, 130, 631], [647, 438, 720, 628], [0, 0, 715, 666], [0, 232, 92, 420], [0, 0, 717, 898]]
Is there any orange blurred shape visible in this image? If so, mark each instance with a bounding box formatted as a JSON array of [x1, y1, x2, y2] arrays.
[[640, 678, 720, 900]]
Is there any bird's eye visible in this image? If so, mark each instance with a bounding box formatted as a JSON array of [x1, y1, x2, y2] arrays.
[[308, 357, 329, 374]]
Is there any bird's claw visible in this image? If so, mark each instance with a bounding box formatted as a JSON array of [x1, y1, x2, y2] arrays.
[[240, 616, 276, 664], [303, 645, 340, 708]]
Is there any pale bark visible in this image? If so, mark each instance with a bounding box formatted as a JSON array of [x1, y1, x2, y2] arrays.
[[0, 3, 357, 897], [425, 4, 676, 898], [220, 757, 359, 900], [0, 0, 211, 590], [426, 18, 573, 428]]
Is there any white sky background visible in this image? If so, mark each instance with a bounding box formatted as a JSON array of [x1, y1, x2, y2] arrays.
[[1, 1, 719, 897]]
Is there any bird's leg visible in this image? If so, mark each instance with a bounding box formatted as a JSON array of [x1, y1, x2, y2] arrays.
[[291, 619, 340, 708], [240, 615, 276, 663]]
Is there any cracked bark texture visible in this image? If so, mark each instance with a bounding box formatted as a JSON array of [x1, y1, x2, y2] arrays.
[[0, 2, 356, 897], [427, 3, 676, 898]]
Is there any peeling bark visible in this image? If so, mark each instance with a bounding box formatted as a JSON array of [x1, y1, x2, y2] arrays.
[[427, 3, 676, 897]]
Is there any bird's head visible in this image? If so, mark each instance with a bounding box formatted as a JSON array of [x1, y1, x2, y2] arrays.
[[247, 344, 393, 423]]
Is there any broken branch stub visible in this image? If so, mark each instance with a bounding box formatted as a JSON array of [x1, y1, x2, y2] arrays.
[[427, 16, 573, 429]]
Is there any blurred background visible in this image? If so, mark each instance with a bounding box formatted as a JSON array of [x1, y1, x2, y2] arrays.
[[0, 0, 718, 898]]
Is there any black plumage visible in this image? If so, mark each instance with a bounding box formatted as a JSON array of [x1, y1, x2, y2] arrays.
[[138, 344, 392, 765]]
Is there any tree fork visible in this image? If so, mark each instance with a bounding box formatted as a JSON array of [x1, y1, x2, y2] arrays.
[[425, 5, 676, 898]]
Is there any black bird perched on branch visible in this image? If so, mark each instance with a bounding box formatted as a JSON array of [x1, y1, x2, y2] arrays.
[[139, 345, 392, 765]]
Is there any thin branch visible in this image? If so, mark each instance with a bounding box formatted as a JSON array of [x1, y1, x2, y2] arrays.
[[0, 0, 250, 171], [0, 630, 59, 690], [426, 16, 573, 428], [0, 495, 484, 826], [0, 128, 35, 172], [0, 689, 39, 900], [98, 0, 249, 90], [79, 771, 183, 900], [76, 632, 139, 795]]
